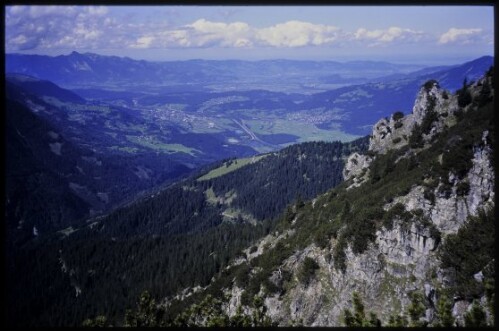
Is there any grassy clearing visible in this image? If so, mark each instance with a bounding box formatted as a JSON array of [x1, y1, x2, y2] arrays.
[[126, 135, 201, 155], [197, 154, 268, 181], [221, 207, 257, 225], [204, 187, 218, 204], [163, 143, 202, 155], [58, 226, 78, 237]]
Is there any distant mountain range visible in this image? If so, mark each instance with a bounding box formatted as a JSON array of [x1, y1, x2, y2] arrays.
[[6, 52, 492, 93], [5, 51, 426, 93], [6, 53, 492, 137], [298, 55, 494, 134]]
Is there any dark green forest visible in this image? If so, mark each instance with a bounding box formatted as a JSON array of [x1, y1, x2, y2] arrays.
[[6, 134, 368, 326]]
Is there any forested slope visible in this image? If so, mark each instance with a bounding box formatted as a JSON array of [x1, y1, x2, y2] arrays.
[[6, 132, 368, 327], [89, 67, 495, 327]]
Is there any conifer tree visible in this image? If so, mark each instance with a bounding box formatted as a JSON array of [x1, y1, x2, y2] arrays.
[[343, 292, 380, 327], [387, 313, 408, 327], [434, 294, 455, 327], [464, 300, 487, 327], [408, 291, 426, 327]]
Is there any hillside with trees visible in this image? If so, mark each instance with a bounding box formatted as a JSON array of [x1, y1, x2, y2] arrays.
[[81, 67, 494, 327]]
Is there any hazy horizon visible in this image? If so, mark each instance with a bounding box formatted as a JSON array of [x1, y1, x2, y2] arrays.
[[6, 49, 493, 67]]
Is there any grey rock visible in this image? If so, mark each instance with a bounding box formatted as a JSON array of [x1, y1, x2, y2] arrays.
[[343, 152, 373, 189], [473, 271, 484, 283]]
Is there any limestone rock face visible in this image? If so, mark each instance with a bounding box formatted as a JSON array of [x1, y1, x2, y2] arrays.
[[342, 152, 373, 188], [368, 115, 411, 154], [412, 83, 448, 125], [387, 133, 494, 236], [253, 132, 494, 326], [260, 219, 442, 326], [343, 152, 372, 181], [466, 131, 494, 215], [369, 82, 458, 154]]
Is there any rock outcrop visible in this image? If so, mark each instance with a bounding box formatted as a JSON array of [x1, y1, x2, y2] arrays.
[[259, 77, 493, 325], [342, 152, 372, 188], [178, 74, 494, 327], [369, 81, 459, 154]]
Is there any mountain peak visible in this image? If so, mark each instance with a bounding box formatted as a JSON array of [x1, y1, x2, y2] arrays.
[[412, 80, 448, 123], [368, 78, 457, 154]]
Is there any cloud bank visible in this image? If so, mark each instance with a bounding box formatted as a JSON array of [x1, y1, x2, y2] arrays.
[[5, 6, 491, 52]]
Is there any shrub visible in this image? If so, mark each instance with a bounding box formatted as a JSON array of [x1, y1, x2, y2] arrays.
[[476, 78, 492, 107], [437, 178, 453, 199], [297, 257, 319, 285], [314, 232, 330, 249], [420, 100, 438, 135], [394, 121, 403, 129], [441, 146, 473, 180], [456, 181, 470, 196], [408, 291, 426, 327], [234, 264, 250, 287], [385, 203, 407, 220], [434, 294, 455, 327], [240, 290, 251, 306], [262, 278, 279, 295], [343, 292, 380, 327], [423, 79, 438, 91], [464, 301, 488, 327], [351, 220, 376, 254], [423, 187, 435, 204], [393, 111, 405, 121], [458, 89, 472, 108], [409, 123, 424, 149], [485, 65, 494, 78], [333, 237, 347, 272], [439, 209, 494, 298], [454, 109, 464, 121], [387, 314, 408, 327], [457, 79, 472, 108]]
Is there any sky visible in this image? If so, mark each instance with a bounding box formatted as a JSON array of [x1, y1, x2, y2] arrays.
[[4, 5, 494, 65]]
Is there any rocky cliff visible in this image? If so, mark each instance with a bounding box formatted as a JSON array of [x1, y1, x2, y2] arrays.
[[168, 71, 495, 327]]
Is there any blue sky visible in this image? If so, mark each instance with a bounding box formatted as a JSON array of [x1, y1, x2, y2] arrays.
[[5, 5, 494, 64]]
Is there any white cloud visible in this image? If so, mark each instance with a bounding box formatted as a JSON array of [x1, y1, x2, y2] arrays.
[[438, 28, 482, 44], [6, 5, 119, 51], [28, 6, 77, 18], [130, 35, 155, 49], [186, 19, 253, 47], [257, 20, 340, 47], [86, 6, 108, 16], [10, 34, 28, 46], [354, 26, 425, 46]]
